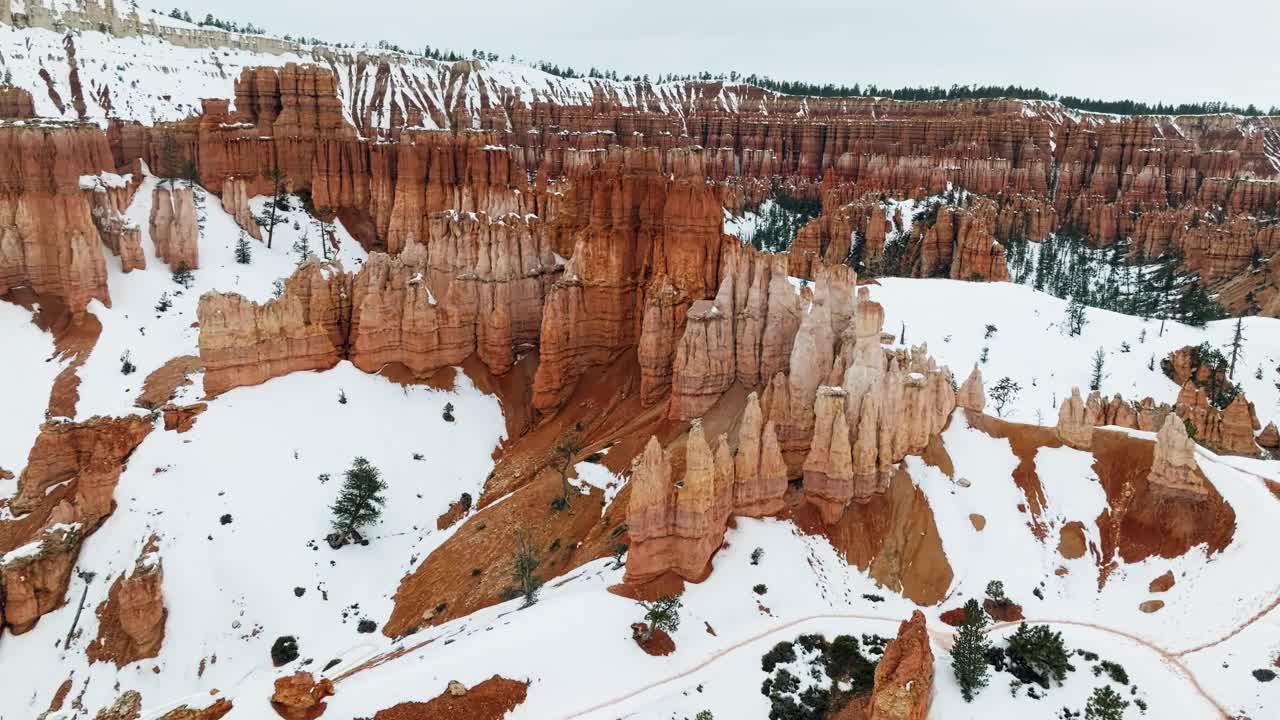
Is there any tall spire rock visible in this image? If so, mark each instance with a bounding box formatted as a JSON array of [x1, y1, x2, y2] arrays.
[[957, 365, 986, 413], [1148, 414, 1210, 496], [669, 266, 737, 419], [624, 427, 730, 584], [868, 611, 934, 720], [803, 387, 856, 524]]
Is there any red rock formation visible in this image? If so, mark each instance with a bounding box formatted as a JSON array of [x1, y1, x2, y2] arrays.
[[868, 610, 934, 720], [0, 86, 35, 119], [158, 699, 234, 720], [162, 403, 207, 433], [198, 260, 350, 397], [84, 171, 144, 273], [1, 415, 152, 634], [533, 154, 724, 412], [270, 672, 334, 720], [0, 122, 114, 314], [86, 537, 167, 666], [668, 266, 735, 419], [956, 365, 985, 413], [1056, 388, 1104, 450], [364, 676, 529, 720], [733, 393, 788, 517], [1148, 414, 1210, 496], [149, 185, 199, 271], [802, 386, 856, 524], [623, 425, 731, 584], [1174, 382, 1262, 457], [1259, 422, 1279, 450], [221, 176, 261, 240]]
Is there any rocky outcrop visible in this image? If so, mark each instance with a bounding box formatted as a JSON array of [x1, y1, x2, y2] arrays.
[[86, 537, 167, 666], [84, 171, 144, 273], [733, 393, 789, 517], [162, 403, 206, 433], [668, 274, 735, 419], [1148, 414, 1209, 497], [270, 672, 334, 720], [364, 676, 529, 720], [868, 610, 934, 720], [623, 426, 731, 584], [802, 387, 856, 524], [198, 260, 350, 397], [1174, 382, 1262, 457], [199, 211, 564, 394], [1, 415, 152, 635], [956, 365, 985, 413], [149, 185, 199, 271], [1, 520, 82, 636], [1260, 422, 1280, 450], [0, 86, 35, 119], [220, 176, 261, 240], [1056, 387, 1104, 450], [533, 156, 724, 412], [0, 122, 114, 314], [157, 699, 233, 720]]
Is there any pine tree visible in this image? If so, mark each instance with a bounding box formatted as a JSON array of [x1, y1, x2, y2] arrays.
[[511, 530, 542, 607], [1090, 348, 1106, 391], [234, 231, 252, 265], [159, 135, 180, 184], [1085, 685, 1129, 720], [263, 166, 287, 249], [989, 377, 1020, 417], [292, 233, 312, 265], [172, 262, 195, 289], [637, 594, 683, 643], [1006, 622, 1072, 687], [552, 432, 582, 509], [1065, 297, 1088, 336], [329, 457, 387, 545], [951, 598, 991, 702], [1227, 318, 1245, 379]]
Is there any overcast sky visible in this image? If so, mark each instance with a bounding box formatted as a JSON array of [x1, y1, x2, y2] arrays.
[[153, 0, 1279, 108]]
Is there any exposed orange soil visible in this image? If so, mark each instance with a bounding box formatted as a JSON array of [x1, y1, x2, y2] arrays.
[[383, 467, 605, 637], [797, 465, 953, 606], [360, 676, 528, 720], [3, 287, 101, 418], [135, 355, 204, 409], [1091, 429, 1234, 569]]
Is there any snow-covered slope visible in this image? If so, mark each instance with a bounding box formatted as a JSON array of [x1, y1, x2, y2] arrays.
[[872, 277, 1280, 429], [2, 180, 1279, 718], [73, 172, 367, 421]]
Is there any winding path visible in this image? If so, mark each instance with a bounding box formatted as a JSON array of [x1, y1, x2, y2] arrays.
[[557, 612, 1241, 720]]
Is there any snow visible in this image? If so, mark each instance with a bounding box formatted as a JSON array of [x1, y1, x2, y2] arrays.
[[0, 537, 44, 566], [0, 361, 506, 718], [723, 199, 774, 244], [571, 455, 624, 505], [73, 171, 367, 420], [871, 277, 1280, 430], [79, 172, 130, 191], [0, 24, 307, 126], [0, 300, 65, 490]]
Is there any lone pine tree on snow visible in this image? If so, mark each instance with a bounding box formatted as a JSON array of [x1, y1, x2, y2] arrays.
[[328, 457, 387, 548], [952, 598, 992, 702]]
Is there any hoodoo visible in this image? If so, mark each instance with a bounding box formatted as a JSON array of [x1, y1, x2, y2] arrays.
[[0, 3, 1277, 719]]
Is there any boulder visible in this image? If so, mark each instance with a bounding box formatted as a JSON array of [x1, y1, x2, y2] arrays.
[[270, 672, 334, 720]]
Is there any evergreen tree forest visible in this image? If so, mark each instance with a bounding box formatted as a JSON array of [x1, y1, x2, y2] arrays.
[[170, 8, 1279, 116], [1003, 232, 1226, 327], [736, 188, 822, 254]]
